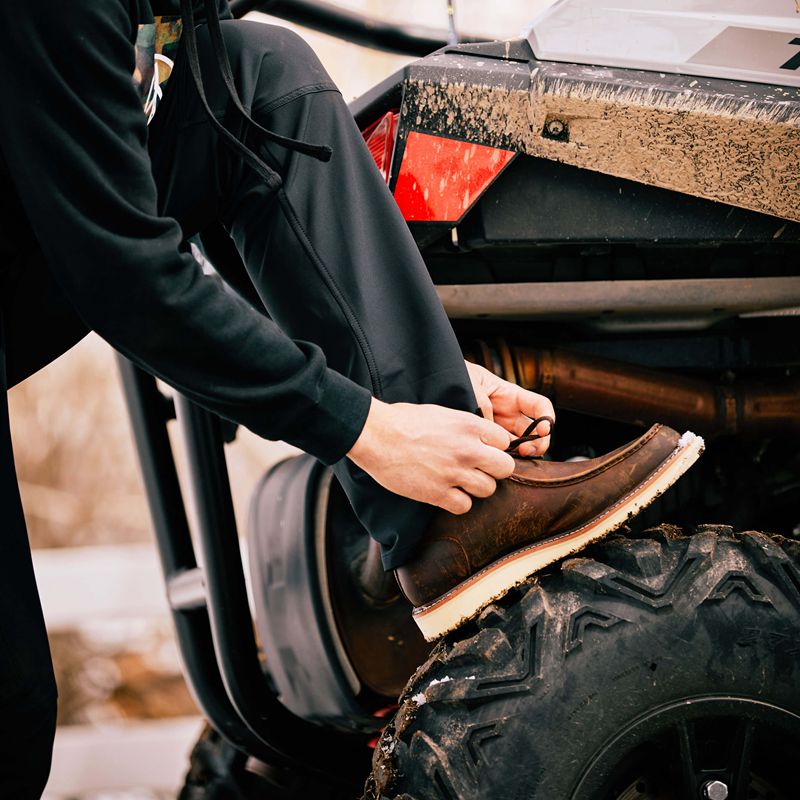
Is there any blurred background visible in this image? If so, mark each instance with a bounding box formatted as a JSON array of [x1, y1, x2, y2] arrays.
[[9, 2, 554, 797]]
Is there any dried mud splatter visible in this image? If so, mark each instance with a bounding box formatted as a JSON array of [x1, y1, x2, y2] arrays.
[[403, 68, 800, 222]]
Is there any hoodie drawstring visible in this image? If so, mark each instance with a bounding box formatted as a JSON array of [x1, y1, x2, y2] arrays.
[[179, 0, 332, 193]]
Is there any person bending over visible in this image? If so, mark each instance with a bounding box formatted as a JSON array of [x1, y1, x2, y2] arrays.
[[0, 2, 700, 796]]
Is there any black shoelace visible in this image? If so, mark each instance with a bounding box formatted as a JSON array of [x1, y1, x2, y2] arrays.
[[506, 416, 555, 455]]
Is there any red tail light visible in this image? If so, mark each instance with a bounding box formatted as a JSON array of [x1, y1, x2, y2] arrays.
[[361, 111, 399, 183], [394, 132, 515, 223], [361, 112, 515, 223]]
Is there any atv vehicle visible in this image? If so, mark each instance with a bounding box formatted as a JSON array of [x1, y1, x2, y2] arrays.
[[119, 1, 800, 798]]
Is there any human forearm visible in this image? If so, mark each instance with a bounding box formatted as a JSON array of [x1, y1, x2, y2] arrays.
[[0, 0, 369, 462]]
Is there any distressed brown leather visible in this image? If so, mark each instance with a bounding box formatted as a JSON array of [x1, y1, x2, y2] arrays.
[[396, 423, 681, 607], [325, 480, 432, 697]]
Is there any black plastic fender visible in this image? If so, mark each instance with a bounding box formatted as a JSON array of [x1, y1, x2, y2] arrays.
[[247, 455, 380, 732]]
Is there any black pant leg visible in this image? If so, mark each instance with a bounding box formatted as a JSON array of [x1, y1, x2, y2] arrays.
[[0, 223, 86, 797], [149, 21, 477, 567], [0, 311, 59, 799]]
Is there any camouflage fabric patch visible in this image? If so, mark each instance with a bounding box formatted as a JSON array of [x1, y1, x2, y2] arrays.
[[134, 16, 183, 123]]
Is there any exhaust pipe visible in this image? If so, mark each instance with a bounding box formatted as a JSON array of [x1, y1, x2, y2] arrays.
[[468, 340, 799, 438]]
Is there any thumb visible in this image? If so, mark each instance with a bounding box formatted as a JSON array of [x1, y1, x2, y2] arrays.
[[474, 390, 494, 422]]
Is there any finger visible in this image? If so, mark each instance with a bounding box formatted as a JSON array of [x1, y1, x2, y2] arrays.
[[510, 414, 551, 438], [537, 427, 553, 454], [518, 390, 556, 428], [465, 362, 494, 422], [440, 489, 473, 515], [475, 391, 494, 422], [517, 438, 548, 457], [458, 469, 497, 499], [529, 414, 554, 455], [477, 418, 513, 450], [509, 392, 555, 454], [476, 446, 515, 480], [515, 421, 552, 455]]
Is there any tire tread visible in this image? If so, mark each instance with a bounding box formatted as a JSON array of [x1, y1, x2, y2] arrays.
[[365, 525, 800, 800]]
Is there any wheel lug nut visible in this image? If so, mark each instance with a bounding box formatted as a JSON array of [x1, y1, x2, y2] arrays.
[[702, 780, 729, 800]]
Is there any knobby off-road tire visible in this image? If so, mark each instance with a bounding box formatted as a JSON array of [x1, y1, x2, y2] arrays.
[[366, 526, 800, 800]]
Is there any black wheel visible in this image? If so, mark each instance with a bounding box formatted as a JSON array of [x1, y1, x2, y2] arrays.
[[366, 526, 800, 800], [178, 726, 251, 800], [179, 725, 356, 800]]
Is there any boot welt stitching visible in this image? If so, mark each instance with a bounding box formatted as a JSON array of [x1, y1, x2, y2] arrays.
[[508, 423, 663, 488], [417, 438, 686, 612]]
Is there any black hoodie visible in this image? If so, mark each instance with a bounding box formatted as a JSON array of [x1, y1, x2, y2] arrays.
[[0, 0, 371, 464]]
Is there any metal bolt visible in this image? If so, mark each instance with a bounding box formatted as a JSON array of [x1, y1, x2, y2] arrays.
[[702, 780, 729, 800], [545, 119, 565, 137]]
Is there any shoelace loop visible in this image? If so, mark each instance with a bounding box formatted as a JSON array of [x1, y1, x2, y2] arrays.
[[506, 416, 555, 455]]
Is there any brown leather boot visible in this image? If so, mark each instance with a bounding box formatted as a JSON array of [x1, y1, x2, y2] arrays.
[[396, 424, 704, 640]]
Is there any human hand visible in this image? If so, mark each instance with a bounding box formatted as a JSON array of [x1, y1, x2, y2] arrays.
[[347, 398, 516, 515], [465, 361, 555, 457]]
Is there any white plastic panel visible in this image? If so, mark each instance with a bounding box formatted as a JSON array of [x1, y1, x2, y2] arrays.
[[527, 0, 800, 87]]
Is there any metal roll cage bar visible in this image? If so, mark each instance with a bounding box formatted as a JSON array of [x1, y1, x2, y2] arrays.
[[118, 362, 374, 779], [229, 0, 486, 56]]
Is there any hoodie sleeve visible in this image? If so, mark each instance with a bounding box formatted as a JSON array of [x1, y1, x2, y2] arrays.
[[0, 0, 371, 464]]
